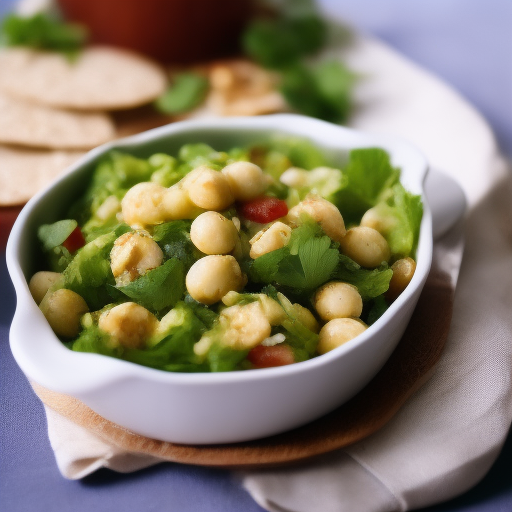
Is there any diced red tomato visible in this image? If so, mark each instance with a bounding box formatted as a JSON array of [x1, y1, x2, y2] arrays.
[[247, 344, 295, 368], [62, 226, 86, 253], [238, 196, 288, 224]]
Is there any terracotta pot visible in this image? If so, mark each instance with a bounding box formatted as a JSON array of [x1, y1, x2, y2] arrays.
[[57, 0, 254, 64]]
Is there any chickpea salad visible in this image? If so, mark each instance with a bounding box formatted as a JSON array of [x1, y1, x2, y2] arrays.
[[30, 138, 423, 372]]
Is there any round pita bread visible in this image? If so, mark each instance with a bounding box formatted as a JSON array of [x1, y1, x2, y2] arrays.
[[0, 145, 84, 205], [0, 46, 168, 111], [0, 92, 116, 149]]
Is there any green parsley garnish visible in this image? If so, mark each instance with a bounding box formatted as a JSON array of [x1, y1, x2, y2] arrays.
[[0, 13, 87, 54], [154, 72, 209, 115], [241, 0, 356, 123]]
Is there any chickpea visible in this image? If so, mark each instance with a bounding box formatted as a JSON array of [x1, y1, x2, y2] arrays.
[[190, 211, 238, 255], [287, 195, 346, 243], [186, 255, 244, 305], [259, 295, 287, 325], [292, 303, 320, 333], [222, 292, 286, 325], [313, 281, 363, 321], [360, 204, 398, 234], [29, 271, 62, 305], [98, 302, 158, 349], [339, 226, 391, 268], [121, 182, 168, 229], [162, 185, 203, 220], [110, 232, 164, 286], [39, 288, 89, 338], [221, 161, 268, 201], [219, 301, 272, 350], [96, 195, 121, 221], [279, 167, 309, 188], [386, 257, 417, 301], [317, 318, 367, 355], [249, 221, 292, 259], [183, 166, 234, 211]]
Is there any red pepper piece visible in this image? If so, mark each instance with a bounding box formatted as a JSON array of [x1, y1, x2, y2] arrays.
[[62, 226, 86, 253], [247, 344, 295, 368], [238, 196, 288, 224]]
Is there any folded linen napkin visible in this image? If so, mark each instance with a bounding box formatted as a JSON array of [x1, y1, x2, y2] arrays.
[[29, 33, 512, 511]]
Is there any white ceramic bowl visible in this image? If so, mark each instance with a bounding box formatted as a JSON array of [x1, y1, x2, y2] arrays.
[[7, 114, 432, 444]]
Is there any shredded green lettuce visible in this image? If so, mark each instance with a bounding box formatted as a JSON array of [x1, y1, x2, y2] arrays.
[[371, 183, 423, 257], [152, 220, 201, 270], [38, 219, 77, 251], [72, 302, 211, 372], [331, 148, 401, 226], [62, 230, 125, 310]]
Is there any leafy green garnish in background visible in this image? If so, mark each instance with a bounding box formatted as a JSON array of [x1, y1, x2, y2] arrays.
[[280, 61, 356, 123], [154, 72, 209, 115], [241, 0, 356, 123], [242, 12, 326, 69], [0, 13, 87, 55]]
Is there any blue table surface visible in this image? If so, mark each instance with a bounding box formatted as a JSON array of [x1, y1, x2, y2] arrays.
[[1, 1, 511, 511]]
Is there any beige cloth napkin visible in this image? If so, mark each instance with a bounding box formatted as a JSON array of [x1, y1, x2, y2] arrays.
[[36, 34, 512, 511]]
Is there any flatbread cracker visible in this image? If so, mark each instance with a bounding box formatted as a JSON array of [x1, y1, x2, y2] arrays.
[[0, 145, 84, 205], [0, 46, 168, 111], [0, 92, 116, 149], [204, 59, 287, 116]]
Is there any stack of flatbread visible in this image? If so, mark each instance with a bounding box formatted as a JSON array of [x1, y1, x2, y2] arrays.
[[0, 43, 288, 207], [0, 45, 170, 206]]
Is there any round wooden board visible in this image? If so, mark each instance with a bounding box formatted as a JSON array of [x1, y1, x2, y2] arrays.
[[33, 261, 453, 469]]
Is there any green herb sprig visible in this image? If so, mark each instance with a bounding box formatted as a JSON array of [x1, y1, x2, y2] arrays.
[[241, 0, 356, 123], [0, 13, 87, 55]]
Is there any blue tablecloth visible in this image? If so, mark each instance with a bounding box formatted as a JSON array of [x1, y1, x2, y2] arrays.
[[1, 1, 511, 511]]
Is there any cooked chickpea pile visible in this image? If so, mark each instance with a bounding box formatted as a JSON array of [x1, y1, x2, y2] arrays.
[[31, 147, 420, 372]]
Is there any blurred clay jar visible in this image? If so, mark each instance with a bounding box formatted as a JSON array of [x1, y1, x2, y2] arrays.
[[57, 0, 253, 64]]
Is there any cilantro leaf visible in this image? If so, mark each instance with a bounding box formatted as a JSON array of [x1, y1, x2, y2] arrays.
[[280, 60, 356, 123], [332, 254, 393, 301], [249, 223, 339, 292], [116, 258, 185, 314], [0, 13, 87, 54], [242, 13, 326, 69], [154, 72, 209, 115]]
